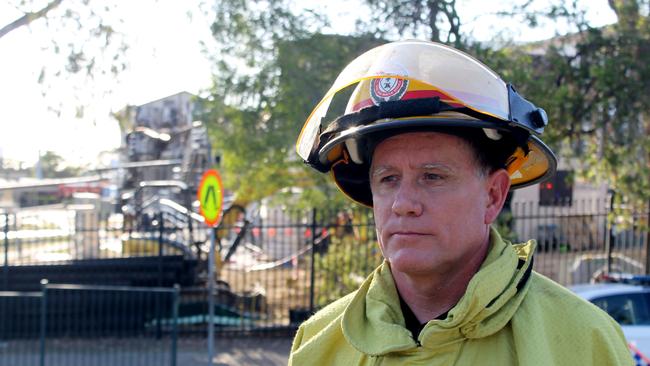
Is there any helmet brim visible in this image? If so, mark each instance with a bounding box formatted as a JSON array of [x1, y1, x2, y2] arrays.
[[327, 118, 557, 207]]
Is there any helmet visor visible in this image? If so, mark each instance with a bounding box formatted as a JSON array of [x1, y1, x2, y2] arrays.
[[296, 40, 510, 161]]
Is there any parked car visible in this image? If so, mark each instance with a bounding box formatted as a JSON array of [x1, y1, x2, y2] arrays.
[[571, 277, 650, 363]]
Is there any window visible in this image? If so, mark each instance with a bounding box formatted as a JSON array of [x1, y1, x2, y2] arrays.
[[539, 170, 573, 206], [591, 292, 650, 325]]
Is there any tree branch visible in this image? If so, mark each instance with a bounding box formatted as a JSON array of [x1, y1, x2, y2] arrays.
[[0, 0, 64, 39], [426, 0, 440, 42]]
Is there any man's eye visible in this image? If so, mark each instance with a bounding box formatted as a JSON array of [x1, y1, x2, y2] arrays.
[[424, 173, 442, 181], [380, 175, 398, 183]]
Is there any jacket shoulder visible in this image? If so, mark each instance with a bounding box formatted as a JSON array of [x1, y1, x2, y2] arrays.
[[289, 291, 359, 365], [524, 272, 622, 328], [296, 290, 357, 342], [292, 291, 357, 349], [526, 272, 611, 318], [512, 272, 632, 365]]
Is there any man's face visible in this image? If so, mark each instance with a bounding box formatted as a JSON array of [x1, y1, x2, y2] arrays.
[[370, 132, 504, 276]]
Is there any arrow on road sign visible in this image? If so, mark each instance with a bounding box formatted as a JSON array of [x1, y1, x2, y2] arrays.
[[197, 169, 224, 227]]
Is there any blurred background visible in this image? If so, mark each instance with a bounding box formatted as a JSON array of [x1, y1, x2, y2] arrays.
[[0, 0, 648, 365]]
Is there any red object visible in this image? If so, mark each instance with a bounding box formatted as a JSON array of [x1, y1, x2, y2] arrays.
[[629, 342, 650, 364]]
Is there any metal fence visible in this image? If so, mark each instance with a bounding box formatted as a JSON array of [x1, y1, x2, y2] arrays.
[[0, 210, 193, 267], [210, 199, 649, 330], [510, 198, 649, 284], [0, 282, 179, 366], [0, 198, 647, 338], [208, 208, 382, 333], [0, 210, 198, 293]]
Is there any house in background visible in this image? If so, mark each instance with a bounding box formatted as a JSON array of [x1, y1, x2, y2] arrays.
[[115, 92, 214, 230], [116, 92, 212, 187]]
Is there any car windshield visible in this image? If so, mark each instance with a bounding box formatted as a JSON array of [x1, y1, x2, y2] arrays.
[[591, 292, 650, 326]]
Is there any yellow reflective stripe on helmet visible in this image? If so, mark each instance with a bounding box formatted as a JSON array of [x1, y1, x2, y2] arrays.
[[506, 147, 527, 177], [296, 75, 509, 160]]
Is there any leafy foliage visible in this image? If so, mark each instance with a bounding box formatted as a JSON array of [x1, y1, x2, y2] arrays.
[[202, 1, 381, 207], [486, 1, 650, 209], [2, 0, 129, 116], [314, 209, 383, 306], [37, 150, 83, 178], [359, 0, 462, 45], [203, 0, 649, 214]]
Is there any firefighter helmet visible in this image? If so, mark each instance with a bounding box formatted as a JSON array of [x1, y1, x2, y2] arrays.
[[296, 40, 556, 206]]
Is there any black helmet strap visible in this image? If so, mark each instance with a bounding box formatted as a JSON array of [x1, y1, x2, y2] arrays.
[[317, 96, 505, 151], [307, 93, 541, 172], [322, 97, 443, 142]]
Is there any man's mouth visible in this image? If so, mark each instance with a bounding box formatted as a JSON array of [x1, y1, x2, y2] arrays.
[[391, 231, 428, 237]]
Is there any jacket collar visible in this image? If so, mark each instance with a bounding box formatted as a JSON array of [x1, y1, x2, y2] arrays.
[[341, 227, 536, 356]]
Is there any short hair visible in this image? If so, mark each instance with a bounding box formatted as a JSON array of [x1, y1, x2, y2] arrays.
[[448, 128, 520, 176]]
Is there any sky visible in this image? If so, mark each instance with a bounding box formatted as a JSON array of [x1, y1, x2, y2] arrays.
[[0, 0, 215, 168], [0, 0, 617, 169]]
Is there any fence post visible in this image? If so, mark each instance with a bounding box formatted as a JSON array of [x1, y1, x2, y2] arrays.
[[606, 191, 615, 274], [158, 212, 164, 287], [39, 279, 48, 366], [646, 200, 650, 275], [171, 284, 180, 366], [3, 213, 9, 291], [309, 208, 317, 313], [156, 212, 164, 340]]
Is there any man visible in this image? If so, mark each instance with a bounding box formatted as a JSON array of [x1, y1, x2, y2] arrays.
[[290, 40, 632, 365]]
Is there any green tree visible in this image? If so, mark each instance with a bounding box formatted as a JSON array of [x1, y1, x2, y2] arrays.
[[489, 0, 650, 209], [0, 0, 63, 39], [355, 0, 649, 210], [204, 0, 649, 212], [359, 0, 462, 45], [37, 150, 83, 178], [272, 34, 384, 208], [1, 0, 129, 116], [201, 0, 314, 204], [202, 1, 381, 208]]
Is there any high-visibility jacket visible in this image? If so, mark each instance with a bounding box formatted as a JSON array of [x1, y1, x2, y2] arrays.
[[289, 228, 633, 365]]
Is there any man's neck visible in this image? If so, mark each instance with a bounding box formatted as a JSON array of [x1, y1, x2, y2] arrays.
[[392, 235, 491, 324]]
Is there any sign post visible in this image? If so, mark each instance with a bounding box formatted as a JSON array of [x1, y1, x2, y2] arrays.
[[197, 169, 224, 365]]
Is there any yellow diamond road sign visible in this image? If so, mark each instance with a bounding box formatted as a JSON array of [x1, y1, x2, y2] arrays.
[[197, 169, 224, 227]]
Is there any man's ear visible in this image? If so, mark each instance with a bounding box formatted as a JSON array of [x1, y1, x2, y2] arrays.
[[484, 169, 511, 225]]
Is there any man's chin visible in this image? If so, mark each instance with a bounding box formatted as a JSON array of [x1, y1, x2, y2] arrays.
[[387, 251, 440, 275]]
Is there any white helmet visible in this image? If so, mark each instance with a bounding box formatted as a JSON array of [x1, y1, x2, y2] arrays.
[[296, 40, 557, 206]]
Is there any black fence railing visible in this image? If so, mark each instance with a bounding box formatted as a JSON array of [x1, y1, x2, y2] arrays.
[[510, 198, 648, 284], [0, 210, 193, 267], [0, 198, 647, 338], [0, 283, 179, 366], [0, 210, 198, 292]]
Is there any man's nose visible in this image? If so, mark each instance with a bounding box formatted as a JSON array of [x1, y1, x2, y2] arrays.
[[391, 182, 423, 217]]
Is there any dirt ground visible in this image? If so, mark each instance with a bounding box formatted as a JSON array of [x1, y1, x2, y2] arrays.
[[0, 336, 293, 366]]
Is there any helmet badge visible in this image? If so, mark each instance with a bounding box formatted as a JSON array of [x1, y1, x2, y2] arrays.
[[369, 77, 409, 105]]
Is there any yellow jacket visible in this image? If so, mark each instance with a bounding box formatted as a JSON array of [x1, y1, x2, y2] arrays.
[[289, 229, 632, 365]]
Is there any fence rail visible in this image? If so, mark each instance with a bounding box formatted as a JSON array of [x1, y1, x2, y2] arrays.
[[0, 283, 179, 366]]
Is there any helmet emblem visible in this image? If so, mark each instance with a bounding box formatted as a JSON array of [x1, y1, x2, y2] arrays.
[[369, 77, 409, 105]]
